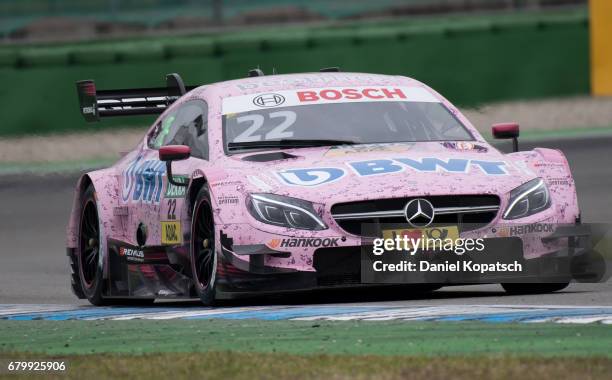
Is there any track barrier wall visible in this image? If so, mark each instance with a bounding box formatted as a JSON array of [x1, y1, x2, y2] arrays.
[[0, 11, 589, 136]]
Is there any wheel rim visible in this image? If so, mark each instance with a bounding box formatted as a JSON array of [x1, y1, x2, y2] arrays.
[[193, 200, 215, 289], [79, 200, 99, 288]]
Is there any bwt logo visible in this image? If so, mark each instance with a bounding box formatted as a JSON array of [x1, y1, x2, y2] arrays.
[[253, 93, 285, 107], [122, 157, 166, 204], [275, 158, 509, 187], [276, 167, 344, 187]]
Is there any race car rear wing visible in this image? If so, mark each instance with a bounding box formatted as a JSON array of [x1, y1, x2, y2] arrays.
[[76, 73, 197, 122]]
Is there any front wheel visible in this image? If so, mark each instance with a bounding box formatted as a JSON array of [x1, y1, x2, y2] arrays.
[[502, 282, 569, 295], [191, 186, 218, 306], [78, 185, 106, 306], [77, 184, 155, 306]]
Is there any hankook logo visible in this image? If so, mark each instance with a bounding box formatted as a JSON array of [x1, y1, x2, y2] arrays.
[[404, 198, 435, 228], [253, 93, 285, 107], [267, 237, 339, 249]]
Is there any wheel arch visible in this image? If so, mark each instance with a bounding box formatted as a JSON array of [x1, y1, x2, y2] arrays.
[[66, 169, 120, 280], [187, 176, 208, 216]]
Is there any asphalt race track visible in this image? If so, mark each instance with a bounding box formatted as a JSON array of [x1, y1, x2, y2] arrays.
[[1, 136, 611, 310]]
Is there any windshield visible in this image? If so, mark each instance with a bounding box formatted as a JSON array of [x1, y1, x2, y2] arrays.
[[222, 87, 473, 153]]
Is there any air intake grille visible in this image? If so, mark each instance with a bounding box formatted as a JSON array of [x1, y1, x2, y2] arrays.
[[331, 195, 500, 236]]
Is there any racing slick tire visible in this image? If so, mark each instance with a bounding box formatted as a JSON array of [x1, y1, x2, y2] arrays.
[[77, 185, 155, 306], [501, 282, 570, 295], [77, 184, 107, 306], [190, 186, 218, 306]]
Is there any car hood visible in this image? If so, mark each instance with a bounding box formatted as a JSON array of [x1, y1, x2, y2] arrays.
[[220, 142, 536, 204]]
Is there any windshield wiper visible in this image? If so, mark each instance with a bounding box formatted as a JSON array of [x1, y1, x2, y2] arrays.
[[227, 139, 357, 151]]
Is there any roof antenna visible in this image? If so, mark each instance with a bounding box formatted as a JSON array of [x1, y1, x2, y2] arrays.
[[320, 67, 340, 72], [248, 68, 265, 77]]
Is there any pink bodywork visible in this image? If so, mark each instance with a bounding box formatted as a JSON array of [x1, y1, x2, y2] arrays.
[[66, 73, 580, 275]]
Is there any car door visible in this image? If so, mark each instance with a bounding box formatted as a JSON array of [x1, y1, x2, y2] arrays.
[[149, 99, 210, 248]]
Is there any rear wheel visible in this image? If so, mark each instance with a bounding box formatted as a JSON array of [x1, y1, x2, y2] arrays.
[[191, 187, 218, 306], [502, 282, 569, 295]]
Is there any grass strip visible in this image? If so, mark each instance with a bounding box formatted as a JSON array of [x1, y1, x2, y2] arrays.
[[0, 352, 610, 380], [0, 320, 611, 357]]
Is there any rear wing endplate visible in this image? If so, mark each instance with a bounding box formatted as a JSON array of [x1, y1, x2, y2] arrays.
[[76, 73, 197, 122]]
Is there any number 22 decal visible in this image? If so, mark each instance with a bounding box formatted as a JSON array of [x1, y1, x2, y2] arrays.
[[233, 110, 296, 143], [167, 199, 177, 220]]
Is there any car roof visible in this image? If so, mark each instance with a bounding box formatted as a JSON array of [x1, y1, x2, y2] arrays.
[[197, 72, 430, 98]]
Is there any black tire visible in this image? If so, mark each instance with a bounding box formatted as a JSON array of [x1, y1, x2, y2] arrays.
[[69, 250, 86, 299], [501, 282, 570, 295], [78, 184, 156, 306], [78, 185, 107, 306], [190, 186, 218, 306]]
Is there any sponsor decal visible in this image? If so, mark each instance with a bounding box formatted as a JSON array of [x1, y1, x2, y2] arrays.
[[348, 158, 508, 176], [253, 93, 286, 107], [157, 289, 177, 296], [267, 237, 340, 249], [82, 106, 95, 115], [247, 175, 274, 191], [165, 175, 188, 198], [113, 206, 128, 216], [533, 162, 565, 168], [122, 157, 166, 204], [275, 158, 509, 187], [382, 226, 459, 242], [324, 143, 414, 157], [495, 223, 554, 237], [222, 86, 439, 115], [548, 177, 571, 186], [441, 141, 488, 153], [161, 221, 182, 245], [296, 87, 407, 102], [218, 196, 239, 205], [235, 74, 389, 91], [276, 167, 345, 187], [118, 247, 145, 263], [211, 180, 242, 188]]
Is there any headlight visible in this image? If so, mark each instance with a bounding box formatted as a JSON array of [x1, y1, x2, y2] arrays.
[[503, 178, 551, 220], [247, 193, 327, 230]]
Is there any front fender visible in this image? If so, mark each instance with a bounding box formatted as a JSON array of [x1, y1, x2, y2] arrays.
[[65, 168, 120, 279], [508, 148, 580, 223]]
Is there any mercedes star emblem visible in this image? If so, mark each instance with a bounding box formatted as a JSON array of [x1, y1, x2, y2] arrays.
[[404, 198, 435, 228]]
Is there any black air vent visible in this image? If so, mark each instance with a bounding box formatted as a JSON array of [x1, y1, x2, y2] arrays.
[[241, 152, 298, 162]]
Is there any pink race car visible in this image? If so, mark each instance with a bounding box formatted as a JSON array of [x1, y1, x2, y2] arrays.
[[67, 70, 584, 306]]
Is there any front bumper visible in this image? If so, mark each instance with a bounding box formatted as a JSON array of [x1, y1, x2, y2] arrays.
[[216, 224, 599, 297]]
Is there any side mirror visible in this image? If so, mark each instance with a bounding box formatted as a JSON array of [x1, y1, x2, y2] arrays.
[[492, 122, 520, 152], [159, 145, 190, 187], [159, 145, 190, 162]]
